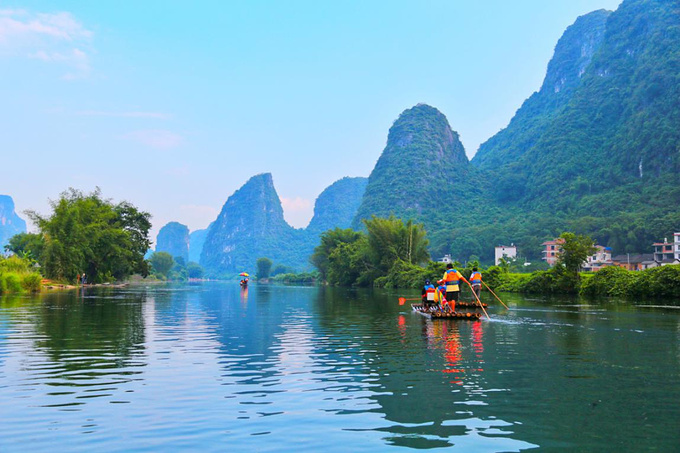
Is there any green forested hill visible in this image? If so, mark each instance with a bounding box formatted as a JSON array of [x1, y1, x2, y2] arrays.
[[200, 173, 312, 275], [352, 104, 485, 236], [473, 9, 611, 190], [467, 0, 680, 259], [199, 174, 368, 276], [350, 0, 679, 264], [156, 222, 190, 263], [307, 177, 367, 234]]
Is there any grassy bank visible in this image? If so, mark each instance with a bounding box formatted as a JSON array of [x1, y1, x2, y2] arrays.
[[0, 256, 42, 294], [486, 264, 680, 299]]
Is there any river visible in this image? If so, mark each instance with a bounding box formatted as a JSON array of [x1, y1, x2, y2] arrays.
[[0, 283, 678, 451]]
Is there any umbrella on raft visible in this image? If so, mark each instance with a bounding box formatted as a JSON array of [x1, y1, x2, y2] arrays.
[[239, 272, 249, 277]]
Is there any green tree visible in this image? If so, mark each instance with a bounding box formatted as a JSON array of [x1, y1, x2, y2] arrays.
[[327, 239, 370, 286], [26, 188, 151, 283], [557, 232, 597, 274], [363, 215, 429, 274], [310, 228, 364, 279], [256, 257, 273, 279], [150, 252, 174, 278], [5, 232, 44, 264], [187, 262, 204, 279]]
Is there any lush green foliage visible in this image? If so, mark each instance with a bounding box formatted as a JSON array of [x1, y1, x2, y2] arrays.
[[312, 216, 431, 287], [271, 271, 320, 284], [346, 2, 679, 267], [581, 264, 680, 298], [310, 228, 364, 280], [364, 216, 429, 275], [150, 252, 174, 279], [456, 1, 680, 265], [187, 262, 204, 279], [23, 188, 151, 283], [0, 255, 41, 294], [557, 232, 597, 273], [256, 257, 273, 279]]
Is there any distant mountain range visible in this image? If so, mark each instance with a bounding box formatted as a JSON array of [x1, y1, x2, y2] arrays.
[[123, 0, 680, 272], [154, 174, 368, 276], [0, 195, 26, 250]]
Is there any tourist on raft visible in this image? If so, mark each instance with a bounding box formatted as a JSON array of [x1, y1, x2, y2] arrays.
[[421, 279, 436, 311], [469, 267, 482, 299], [436, 280, 452, 312], [441, 263, 467, 304], [434, 280, 456, 311]]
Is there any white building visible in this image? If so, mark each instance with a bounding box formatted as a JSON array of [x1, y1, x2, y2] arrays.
[[495, 245, 517, 265], [438, 254, 452, 264], [582, 245, 613, 272], [674, 232, 680, 262]]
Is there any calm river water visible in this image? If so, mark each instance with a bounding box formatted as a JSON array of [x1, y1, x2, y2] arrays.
[[0, 283, 678, 451]]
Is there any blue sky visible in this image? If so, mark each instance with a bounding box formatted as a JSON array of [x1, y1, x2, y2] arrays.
[[1, 0, 622, 240]]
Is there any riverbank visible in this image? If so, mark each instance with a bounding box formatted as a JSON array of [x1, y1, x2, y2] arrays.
[[486, 263, 680, 299]]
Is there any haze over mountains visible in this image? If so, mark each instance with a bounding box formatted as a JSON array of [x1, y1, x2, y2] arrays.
[[0, 195, 26, 249]]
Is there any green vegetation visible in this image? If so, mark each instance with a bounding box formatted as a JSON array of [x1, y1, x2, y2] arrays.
[[312, 216, 430, 287], [581, 264, 680, 298], [150, 251, 174, 279], [271, 271, 320, 285], [187, 262, 204, 279], [0, 255, 42, 294], [456, 1, 680, 264], [8, 188, 152, 284], [256, 257, 273, 279], [148, 252, 204, 281], [346, 2, 679, 266]]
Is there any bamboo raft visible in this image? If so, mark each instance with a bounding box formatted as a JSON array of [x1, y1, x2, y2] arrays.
[[411, 304, 482, 320], [411, 301, 487, 310]]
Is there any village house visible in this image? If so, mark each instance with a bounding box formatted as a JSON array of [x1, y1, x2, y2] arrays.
[[582, 245, 613, 272], [652, 237, 676, 264], [611, 253, 656, 271], [541, 238, 564, 266], [495, 245, 517, 265]]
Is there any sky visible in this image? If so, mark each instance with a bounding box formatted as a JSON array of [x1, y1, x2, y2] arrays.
[[1, 0, 622, 242]]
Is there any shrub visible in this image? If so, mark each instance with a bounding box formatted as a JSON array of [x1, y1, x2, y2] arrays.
[[0, 256, 30, 273], [21, 273, 43, 293], [633, 265, 680, 298], [581, 266, 636, 297], [3, 273, 23, 293]]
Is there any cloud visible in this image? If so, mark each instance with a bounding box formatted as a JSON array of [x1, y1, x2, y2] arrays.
[[281, 197, 312, 212], [281, 197, 313, 228], [0, 9, 93, 78], [77, 110, 172, 120], [122, 129, 184, 150]]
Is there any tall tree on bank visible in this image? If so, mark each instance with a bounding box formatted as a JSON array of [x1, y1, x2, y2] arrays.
[[256, 257, 273, 279], [311, 216, 429, 286], [26, 188, 151, 283]]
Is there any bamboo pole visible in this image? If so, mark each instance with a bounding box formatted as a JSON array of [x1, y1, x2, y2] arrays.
[[465, 281, 490, 320], [482, 281, 509, 310]]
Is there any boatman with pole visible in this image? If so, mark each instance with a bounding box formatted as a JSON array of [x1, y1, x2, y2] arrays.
[[442, 263, 468, 305], [469, 267, 482, 300]]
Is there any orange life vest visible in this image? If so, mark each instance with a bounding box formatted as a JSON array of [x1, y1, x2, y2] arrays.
[[443, 269, 461, 291]]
